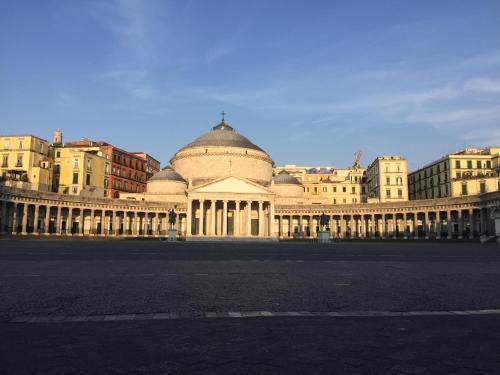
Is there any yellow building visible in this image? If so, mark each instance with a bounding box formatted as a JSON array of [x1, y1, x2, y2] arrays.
[[275, 165, 367, 204], [366, 156, 408, 203], [408, 148, 500, 200], [53, 146, 110, 198], [0, 135, 52, 192]]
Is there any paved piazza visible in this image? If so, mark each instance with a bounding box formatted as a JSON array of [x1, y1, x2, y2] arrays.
[[1, 240, 500, 374]]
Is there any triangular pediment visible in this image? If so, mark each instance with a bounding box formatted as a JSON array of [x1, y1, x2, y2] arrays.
[[191, 176, 272, 195]]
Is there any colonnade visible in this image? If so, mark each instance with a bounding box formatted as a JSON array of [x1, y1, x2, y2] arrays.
[[276, 208, 495, 239], [0, 201, 187, 237], [187, 199, 274, 237]]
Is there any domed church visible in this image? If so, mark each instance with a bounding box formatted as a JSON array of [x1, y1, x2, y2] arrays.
[[122, 116, 304, 240]]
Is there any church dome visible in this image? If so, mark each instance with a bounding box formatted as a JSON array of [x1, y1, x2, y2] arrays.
[[149, 168, 185, 182], [170, 116, 274, 187], [272, 170, 302, 185], [147, 167, 187, 194], [178, 121, 265, 152]]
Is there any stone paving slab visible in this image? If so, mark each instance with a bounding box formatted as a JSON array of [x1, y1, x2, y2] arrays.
[[8, 309, 500, 324]]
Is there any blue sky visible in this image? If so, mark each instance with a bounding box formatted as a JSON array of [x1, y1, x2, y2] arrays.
[[1, 1, 500, 170]]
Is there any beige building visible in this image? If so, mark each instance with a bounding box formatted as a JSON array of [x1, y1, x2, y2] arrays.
[[366, 156, 408, 203], [52, 145, 110, 198], [409, 148, 500, 200], [0, 135, 52, 192], [1, 117, 499, 241], [275, 165, 366, 204]]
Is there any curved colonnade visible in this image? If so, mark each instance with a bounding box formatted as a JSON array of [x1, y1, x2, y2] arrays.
[[1, 186, 499, 240]]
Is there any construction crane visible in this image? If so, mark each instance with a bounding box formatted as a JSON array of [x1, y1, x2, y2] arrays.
[[352, 150, 362, 170]]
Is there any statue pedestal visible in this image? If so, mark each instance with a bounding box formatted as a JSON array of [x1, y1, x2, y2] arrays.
[[168, 229, 177, 242], [317, 230, 331, 244]]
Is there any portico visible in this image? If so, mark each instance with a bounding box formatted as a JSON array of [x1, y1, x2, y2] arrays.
[[186, 176, 276, 240]]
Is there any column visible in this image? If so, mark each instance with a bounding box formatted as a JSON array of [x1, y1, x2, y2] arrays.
[[424, 212, 429, 239], [222, 200, 228, 236], [370, 214, 375, 238], [447, 211, 453, 239], [469, 209, 475, 239], [246, 201, 252, 236], [1, 201, 7, 235], [210, 200, 216, 236], [436, 212, 441, 239], [413, 213, 419, 239], [67, 208, 73, 235], [235, 200, 241, 236], [339, 216, 345, 238], [56, 206, 62, 235], [33, 204, 40, 235], [257, 201, 263, 237], [278, 215, 283, 238], [80, 209, 85, 235], [307, 215, 312, 238], [479, 208, 486, 235], [298, 215, 303, 237], [100, 210, 105, 235], [186, 200, 192, 236], [199, 200, 205, 236], [112, 211, 116, 235], [457, 210, 463, 239], [130, 212, 135, 235], [11, 203, 18, 234], [402, 214, 408, 239], [44, 206, 51, 235], [21, 204, 28, 235]]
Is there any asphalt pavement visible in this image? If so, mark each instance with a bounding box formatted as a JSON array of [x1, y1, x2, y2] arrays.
[[0, 239, 499, 374]]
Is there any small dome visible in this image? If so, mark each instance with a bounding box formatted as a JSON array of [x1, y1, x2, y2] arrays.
[[273, 170, 302, 185], [178, 120, 264, 152], [149, 168, 185, 182]]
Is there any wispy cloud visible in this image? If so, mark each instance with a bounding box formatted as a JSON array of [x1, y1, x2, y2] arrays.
[[53, 90, 77, 106], [464, 78, 500, 93], [205, 46, 231, 63]]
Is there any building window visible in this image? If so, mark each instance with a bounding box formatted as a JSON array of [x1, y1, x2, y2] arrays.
[[486, 161, 491, 169], [16, 154, 23, 167], [386, 189, 391, 198], [461, 183, 467, 195], [480, 181, 486, 193], [73, 158, 80, 169], [351, 186, 355, 194], [455, 160, 460, 169], [361, 186, 365, 194], [56, 151, 61, 158], [342, 187, 346, 193], [386, 177, 390, 185], [105, 164, 110, 174], [352, 198, 357, 203], [456, 172, 461, 178], [333, 186, 337, 193], [1, 154, 8, 167], [87, 159, 92, 171], [333, 198, 336, 204], [396, 176, 403, 185], [72, 172, 79, 184], [398, 189, 403, 198], [342, 198, 346, 203], [477, 160, 482, 169], [86, 174, 91, 185], [467, 160, 472, 169], [18, 139, 23, 149], [322, 187, 327, 193], [72, 186, 78, 194]]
